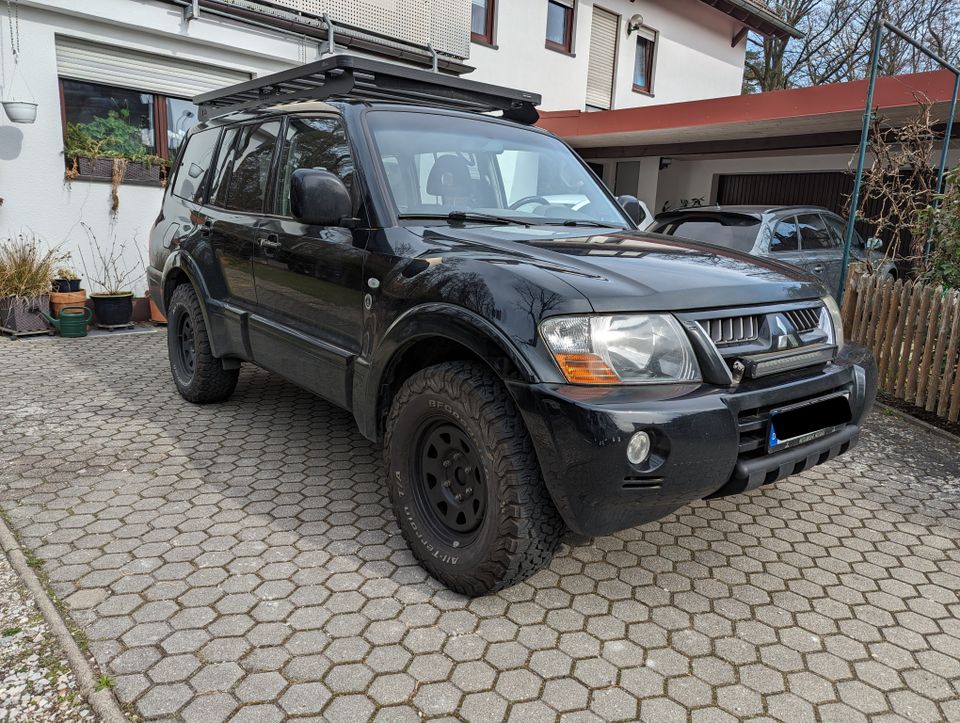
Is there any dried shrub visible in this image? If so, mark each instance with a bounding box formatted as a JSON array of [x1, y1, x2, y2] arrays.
[[0, 234, 68, 299]]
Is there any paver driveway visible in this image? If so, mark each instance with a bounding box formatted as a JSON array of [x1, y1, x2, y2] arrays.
[[1, 332, 960, 723]]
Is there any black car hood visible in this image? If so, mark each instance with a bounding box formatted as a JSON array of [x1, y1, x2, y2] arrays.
[[420, 226, 825, 312]]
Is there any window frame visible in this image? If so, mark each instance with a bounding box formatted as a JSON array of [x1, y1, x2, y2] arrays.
[[169, 126, 223, 205], [58, 76, 199, 184], [632, 28, 657, 95], [471, 0, 497, 46], [545, 0, 576, 55]]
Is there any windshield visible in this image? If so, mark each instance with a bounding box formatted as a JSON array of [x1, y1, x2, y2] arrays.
[[365, 110, 631, 228], [654, 215, 761, 253]]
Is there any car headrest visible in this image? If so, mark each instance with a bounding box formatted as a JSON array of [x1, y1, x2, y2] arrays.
[[426, 154, 472, 198]]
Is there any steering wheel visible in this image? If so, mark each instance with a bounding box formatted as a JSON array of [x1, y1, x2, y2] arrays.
[[508, 195, 550, 210]]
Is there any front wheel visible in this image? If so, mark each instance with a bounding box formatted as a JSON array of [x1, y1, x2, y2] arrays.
[[384, 361, 564, 596], [167, 284, 238, 404]]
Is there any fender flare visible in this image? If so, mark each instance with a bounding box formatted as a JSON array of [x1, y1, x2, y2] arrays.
[[354, 303, 542, 440], [160, 251, 220, 357]]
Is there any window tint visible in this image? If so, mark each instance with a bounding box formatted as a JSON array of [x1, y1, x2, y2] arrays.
[[209, 121, 282, 213], [171, 128, 220, 203], [658, 216, 760, 252], [277, 117, 354, 217], [796, 213, 836, 249], [823, 215, 850, 247], [771, 218, 799, 251]]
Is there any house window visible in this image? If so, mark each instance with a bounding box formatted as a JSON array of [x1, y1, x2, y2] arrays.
[[60, 78, 199, 179], [546, 0, 575, 54], [633, 31, 656, 94], [471, 0, 495, 45]]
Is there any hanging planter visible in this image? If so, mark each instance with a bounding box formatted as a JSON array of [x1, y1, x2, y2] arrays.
[[2, 100, 36, 124], [1, 1, 38, 125]]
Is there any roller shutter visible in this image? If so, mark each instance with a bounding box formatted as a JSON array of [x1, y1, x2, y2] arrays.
[[55, 35, 251, 99], [586, 6, 618, 110]]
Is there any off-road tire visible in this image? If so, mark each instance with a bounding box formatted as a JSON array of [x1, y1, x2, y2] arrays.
[[384, 361, 564, 596], [167, 283, 238, 403]]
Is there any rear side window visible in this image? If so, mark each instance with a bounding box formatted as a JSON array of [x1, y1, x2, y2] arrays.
[[209, 121, 282, 213], [171, 128, 220, 204], [657, 216, 760, 253], [771, 218, 799, 252], [796, 213, 837, 249]]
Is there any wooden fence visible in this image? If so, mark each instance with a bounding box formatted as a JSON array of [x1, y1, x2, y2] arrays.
[[841, 268, 960, 422]]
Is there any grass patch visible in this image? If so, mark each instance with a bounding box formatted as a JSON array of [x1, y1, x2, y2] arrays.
[[95, 675, 114, 691], [2, 626, 22, 636]]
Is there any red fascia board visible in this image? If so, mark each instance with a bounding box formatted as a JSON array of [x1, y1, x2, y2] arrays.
[[539, 70, 956, 138]]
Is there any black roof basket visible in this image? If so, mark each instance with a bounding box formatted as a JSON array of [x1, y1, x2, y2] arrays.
[[194, 55, 541, 124]]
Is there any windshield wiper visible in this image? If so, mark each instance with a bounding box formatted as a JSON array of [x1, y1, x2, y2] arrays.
[[400, 212, 531, 227], [545, 219, 624, 229]]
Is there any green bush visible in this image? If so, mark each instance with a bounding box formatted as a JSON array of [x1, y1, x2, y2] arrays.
[[64, 109, 167, 167], [923, 168, 960, 289]]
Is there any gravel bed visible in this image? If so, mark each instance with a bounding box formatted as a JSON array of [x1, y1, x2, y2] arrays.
[[0, 549, 96, 723]]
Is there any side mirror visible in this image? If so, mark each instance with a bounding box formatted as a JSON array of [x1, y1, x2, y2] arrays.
[[616, 195, 643, 225], [865, 237, 883, 251], [291, 168, 352, 227]]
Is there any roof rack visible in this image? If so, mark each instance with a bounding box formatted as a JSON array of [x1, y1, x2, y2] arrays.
[[193, 55, 541, 124]]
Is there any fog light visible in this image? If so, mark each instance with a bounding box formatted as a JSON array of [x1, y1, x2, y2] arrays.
[[627, 431, 652, 465]]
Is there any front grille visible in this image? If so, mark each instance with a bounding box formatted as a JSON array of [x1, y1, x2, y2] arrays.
[[699, 315, 762, 346], [784, 306, 822, 333]]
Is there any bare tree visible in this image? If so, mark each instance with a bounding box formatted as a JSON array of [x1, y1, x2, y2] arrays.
[[744, 0, 960, 93]]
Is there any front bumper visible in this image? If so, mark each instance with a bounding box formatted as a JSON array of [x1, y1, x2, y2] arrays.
[[509, 344, 877, 537]]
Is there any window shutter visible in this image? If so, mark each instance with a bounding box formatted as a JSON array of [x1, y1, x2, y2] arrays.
[[55, 36, 252, 99], [586, 7, 618, 110]]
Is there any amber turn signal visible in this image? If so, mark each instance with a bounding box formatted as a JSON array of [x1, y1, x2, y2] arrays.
[[554, 353, 621, 384]]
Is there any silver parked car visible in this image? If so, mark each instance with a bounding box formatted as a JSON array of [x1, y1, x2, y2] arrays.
[[652, 205, 896, 297]]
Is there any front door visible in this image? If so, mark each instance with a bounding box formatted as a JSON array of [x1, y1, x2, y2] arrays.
[[252, 115, 365, 407]]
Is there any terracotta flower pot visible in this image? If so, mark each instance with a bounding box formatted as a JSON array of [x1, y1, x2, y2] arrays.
[[147, 292, 167, 325], [50, 290, 88, 320]]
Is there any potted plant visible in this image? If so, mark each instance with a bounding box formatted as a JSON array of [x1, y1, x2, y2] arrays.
[[78, 224, 145, 329], [0, 234, 66, 336], [53, 266, 82, 292], [63, 110, 169, 212]]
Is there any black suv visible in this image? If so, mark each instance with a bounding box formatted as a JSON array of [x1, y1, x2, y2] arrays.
[[148, 57, 877, 596]]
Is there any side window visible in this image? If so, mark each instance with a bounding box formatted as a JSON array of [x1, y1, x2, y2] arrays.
[[277, 117, 354, 217], [823, 215, 849, 247], [796, 213, 835, 249], [171, 128, 220, 204], [206, 127, 238, 207], [771, 218, 799, 252], [209, 121, 282, 213]]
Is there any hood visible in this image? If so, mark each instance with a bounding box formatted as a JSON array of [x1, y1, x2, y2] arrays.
[[420, 225, 825, 312]]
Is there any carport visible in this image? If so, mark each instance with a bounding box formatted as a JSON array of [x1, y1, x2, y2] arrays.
[[538, 69, 960, 218]]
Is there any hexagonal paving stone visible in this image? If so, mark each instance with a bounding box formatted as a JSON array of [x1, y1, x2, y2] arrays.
[[2, 333, 959, 723]]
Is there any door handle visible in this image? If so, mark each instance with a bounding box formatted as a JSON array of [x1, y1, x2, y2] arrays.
[[259, 235, 281, 252], [812, 264, 825, 273]]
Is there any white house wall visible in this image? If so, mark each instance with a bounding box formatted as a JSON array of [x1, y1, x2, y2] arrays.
[[468, 0, 748, 111]]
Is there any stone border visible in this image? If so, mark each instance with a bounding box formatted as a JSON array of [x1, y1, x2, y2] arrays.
[[0, 517, 128, 723], [875, 402, 960, 445]]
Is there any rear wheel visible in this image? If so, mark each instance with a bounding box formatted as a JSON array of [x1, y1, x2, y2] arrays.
[[384, 361, 564, 596], [167, 284, 238, 403]]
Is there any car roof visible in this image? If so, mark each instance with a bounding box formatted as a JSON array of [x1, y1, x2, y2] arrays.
[[656, 205, 841, 220]]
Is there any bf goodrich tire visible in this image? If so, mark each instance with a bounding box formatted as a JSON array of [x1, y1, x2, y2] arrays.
[[167, 284, 239, 404], [384, 361, 564, 596]]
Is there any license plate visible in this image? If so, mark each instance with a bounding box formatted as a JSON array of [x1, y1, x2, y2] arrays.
[[768, 393, 852, 453]]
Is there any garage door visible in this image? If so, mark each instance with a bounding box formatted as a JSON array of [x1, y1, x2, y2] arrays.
[[716, 172, 853, 216]]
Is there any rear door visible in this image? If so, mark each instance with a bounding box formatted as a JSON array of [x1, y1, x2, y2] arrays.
[[204, 121, 283, 308], [252, 114, 365, 408], [796, 213, 840, 289]]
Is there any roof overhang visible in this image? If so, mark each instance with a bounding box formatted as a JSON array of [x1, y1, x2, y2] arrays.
[[699, 0, 803, 40], [539, 70, 958, 157]]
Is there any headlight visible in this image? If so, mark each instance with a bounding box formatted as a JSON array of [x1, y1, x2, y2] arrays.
[[540, 314, 701, 384], [820, 295, 844, 350]]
